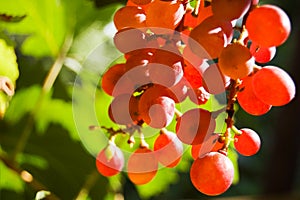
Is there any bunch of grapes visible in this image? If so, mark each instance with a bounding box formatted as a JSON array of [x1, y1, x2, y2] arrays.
[[94, 0, 295, 196]]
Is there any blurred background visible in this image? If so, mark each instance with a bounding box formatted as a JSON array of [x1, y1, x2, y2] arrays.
[[0, 0, 299, 199]]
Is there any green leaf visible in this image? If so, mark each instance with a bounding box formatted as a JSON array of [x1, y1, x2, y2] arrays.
[[5, 85, 79, 140], [0, 38, 19, 83]]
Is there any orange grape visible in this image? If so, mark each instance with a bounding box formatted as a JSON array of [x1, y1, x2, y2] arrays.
[[218, 43, 255, 79], [127, 147, 158, 185], [154, 130, 183, 168]]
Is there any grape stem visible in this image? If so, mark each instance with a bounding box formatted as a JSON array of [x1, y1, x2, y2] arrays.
[[192, 0, 201, 17], [0, 153, 60, 200], [221, 79, 240, 153]]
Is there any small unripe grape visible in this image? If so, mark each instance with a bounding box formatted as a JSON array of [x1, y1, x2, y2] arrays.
[[234, 128, 261, 156], [190, 152, 234, 196]]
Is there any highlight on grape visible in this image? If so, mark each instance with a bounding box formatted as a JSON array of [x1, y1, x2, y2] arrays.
[[84, 0, 295, 196]]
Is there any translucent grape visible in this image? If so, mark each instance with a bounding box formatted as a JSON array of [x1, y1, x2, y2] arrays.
[[146, 0, 184, 34], [191, 134, 223, 159], [154, 130, 183, 168], [176, 108, 216, 145], [218, 43, 255, 79], [148, 45, 184, 87], [138, 85, 175, 128], [109, 94, 139, 125], [237, 75, 272, 116], [114, 28, 147, 54], [252, 66, 296, 106], [127, 147, 158, 185], [190, 152, 234, 196], [250, 42, 276, 63], [234, 128, 261, 156], [113, 6, 146, 30], [189, 16, 232, 59], [96, 143, 124, 177], [245, 5, 291, 47], [101, 64, 135, 96]]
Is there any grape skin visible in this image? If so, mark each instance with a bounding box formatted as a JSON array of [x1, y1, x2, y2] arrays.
[[252, 66, 296, 106], [234, 128, 261, 156], [190, 152, 234, 196]]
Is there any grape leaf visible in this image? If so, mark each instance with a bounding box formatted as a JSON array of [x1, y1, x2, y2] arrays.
[[4, 85, 79, 140]]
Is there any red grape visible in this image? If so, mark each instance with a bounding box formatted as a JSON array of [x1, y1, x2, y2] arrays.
[[190, 152, 234, 196], [138, 85, 175, 128], [109, 94, 139, 125], [189, 16, 232, 59], [252, 66, 296, 106], [211, 0, 251, 21], [127, 147, 158, 185], [148, 45, 184, 87], [113, 6, 146, 30], [237, 75, 272, 116], [176, 108, 216, 145], [114, 28, 147, 54], [146, 0, 184, 34], [234, 128, 261, 156], [101, 63, 135, 96], [154, 130, 183, 168], [249, 42, 276, 64], [246, 5, 291, 47], [96, 143, 124, 177], [191, 134, 223, 159]]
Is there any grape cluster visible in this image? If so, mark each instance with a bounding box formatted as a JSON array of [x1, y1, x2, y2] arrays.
[[95, 0, 295, 196]]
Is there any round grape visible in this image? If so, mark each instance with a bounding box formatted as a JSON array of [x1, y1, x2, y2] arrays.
[[190, 152, 234, 196]]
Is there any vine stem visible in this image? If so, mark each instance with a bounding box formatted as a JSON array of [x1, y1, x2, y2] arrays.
[[0, 153, 60, 200], [10, 33, 73, 162]]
